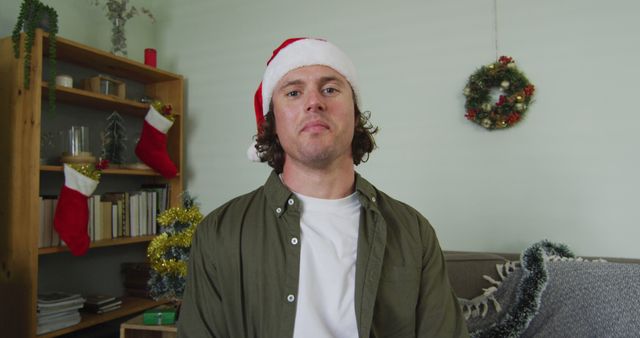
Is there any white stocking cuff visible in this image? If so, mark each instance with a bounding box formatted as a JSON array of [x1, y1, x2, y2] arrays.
[[63, 164, 99, 196]]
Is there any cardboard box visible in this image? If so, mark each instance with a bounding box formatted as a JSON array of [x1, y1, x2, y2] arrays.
[[83, 75, 125, 99]]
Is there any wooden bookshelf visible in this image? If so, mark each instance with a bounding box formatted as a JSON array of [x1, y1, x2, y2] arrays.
[[37, 297, 169, 338], [38, 235, 157, 255], [1, 29, 184, 337]]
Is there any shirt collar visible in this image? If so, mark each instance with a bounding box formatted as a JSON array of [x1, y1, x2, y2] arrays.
[[264, 170, 381, 214], [354, 172, 380, 211], [264, 171, 296, 216]]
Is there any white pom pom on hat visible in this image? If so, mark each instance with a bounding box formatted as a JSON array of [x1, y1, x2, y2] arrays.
[[248, 37, 360, 161]]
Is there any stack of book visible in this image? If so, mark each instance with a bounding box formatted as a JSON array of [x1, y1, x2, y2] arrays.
[[122, 262, 152, 298], [83, 295, 122, 314], [36, 292, 85, 335]]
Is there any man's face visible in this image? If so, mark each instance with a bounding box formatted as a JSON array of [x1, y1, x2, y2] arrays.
[[272, 65, 356, 170]]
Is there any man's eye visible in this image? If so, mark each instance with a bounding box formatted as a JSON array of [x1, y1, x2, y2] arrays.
[[323, 87, 338, 95], [286, 90, 300, 97]]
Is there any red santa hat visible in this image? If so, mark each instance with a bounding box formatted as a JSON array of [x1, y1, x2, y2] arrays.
[[247, 38, 359, 161]]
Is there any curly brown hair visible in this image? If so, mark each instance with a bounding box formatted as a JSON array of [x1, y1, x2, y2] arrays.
[[255, 95, 378, 174]]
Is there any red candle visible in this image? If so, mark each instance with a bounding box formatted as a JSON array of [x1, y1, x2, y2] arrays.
[[144, 48, 157, 68]]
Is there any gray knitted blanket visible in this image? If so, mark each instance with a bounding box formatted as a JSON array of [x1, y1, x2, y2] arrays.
[[459, 241, 640, 338]]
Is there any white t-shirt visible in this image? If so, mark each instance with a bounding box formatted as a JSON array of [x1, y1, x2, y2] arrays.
[[292, 191, 361, 338]]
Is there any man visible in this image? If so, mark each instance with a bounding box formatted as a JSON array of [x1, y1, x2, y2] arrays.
[[178, 38, 468, 338]]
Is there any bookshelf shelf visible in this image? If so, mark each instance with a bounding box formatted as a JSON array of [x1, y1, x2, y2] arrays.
[[42, 83, 150, 117], [37, 297, 168, 338], [44, 34, 180, 84], [40, 165, 177, 177], [38, 235, 157, 255]]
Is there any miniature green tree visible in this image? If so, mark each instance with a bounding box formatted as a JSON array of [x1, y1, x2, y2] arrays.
[[101, 111, 127, 165]]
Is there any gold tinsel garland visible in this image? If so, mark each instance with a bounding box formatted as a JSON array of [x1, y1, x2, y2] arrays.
[[157, 207, 203, 228], [148, 205, 203, 277], [151, 100, 176, 122], [68, 163, 102, 181]]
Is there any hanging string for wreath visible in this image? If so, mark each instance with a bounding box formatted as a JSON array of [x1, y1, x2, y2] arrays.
[[464, 56, 535, 130]]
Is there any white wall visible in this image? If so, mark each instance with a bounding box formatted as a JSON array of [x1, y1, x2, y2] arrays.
[[0, 0, 157, 64], [159, 0, 638, 258], [3, 1, 637, 258]]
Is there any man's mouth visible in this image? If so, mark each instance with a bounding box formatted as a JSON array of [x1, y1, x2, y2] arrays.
[[301, 121, 330, 133]]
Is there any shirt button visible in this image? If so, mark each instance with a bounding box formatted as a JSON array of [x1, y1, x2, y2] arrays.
[[287, 294, 296, 302], [291, 237, 298, 245], [288, 198, 295, 205], [276, 207, 282, 214], [371, 196, 376, 203]]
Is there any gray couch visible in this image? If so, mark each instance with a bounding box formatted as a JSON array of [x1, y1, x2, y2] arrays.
[[444, 250, 640, 299], [443, 249, 640, 337]]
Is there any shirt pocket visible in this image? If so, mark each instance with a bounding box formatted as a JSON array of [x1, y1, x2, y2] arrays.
[[372, 265, 421, 337]]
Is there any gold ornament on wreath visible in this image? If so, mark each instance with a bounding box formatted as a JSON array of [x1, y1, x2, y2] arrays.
[[463, 56, 535, 130]]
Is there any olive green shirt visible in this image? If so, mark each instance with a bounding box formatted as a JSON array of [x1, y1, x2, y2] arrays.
[[178, 171, 468, 338]]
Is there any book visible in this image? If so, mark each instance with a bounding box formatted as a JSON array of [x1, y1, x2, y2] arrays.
[[37, 308, 80, 322], [84, 294, 116, 306], [150, 191, 158, 235], [36, 311, 81, 335], [39, 196, 44, 248], [37, 301, 84, 315], [41, 196, 56, 247], [101, 201, 112, 240], [51, 199, 60, 246], [112, 203, 118, 239], [140, 183, 169, 214], [116, 199, 124, 238], [83, 298, 123, 313], [129, 192, 140, 237], [96, 303, 121, 314], [88, 196, 94, 241], [93, 194, 102, 241], [101, 193, 126, 239], [140, 192, 147, 236], [38, 292, 83, 305], [122, 191, 130, 237]]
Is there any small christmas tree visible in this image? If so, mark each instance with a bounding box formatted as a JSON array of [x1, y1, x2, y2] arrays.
[[148, 192, 202, 301], [101, 111, 127, 165]]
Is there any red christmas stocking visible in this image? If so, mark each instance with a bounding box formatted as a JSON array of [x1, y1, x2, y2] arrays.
[[54, 164, 99, 256], [135, 105, 177, 178]]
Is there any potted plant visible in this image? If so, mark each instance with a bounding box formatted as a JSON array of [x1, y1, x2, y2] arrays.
[[12, 0, 59, 113], [91, 0, 155, 56]]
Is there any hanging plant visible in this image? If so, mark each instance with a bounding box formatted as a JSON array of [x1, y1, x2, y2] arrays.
[[463, 56, 535, 130], [12, 0, 59, 114]]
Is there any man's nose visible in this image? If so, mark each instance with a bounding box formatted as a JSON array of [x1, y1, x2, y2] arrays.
[[305, 90, 326, 113]]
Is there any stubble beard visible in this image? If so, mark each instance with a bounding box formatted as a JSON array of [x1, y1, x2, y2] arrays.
[[286, 137, 352, 170]]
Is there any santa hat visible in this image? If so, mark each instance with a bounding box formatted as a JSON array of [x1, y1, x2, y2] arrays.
[[247, 38, 359, 161]]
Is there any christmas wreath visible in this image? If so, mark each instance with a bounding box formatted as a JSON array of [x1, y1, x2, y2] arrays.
[[464, 56, 535, 130]]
